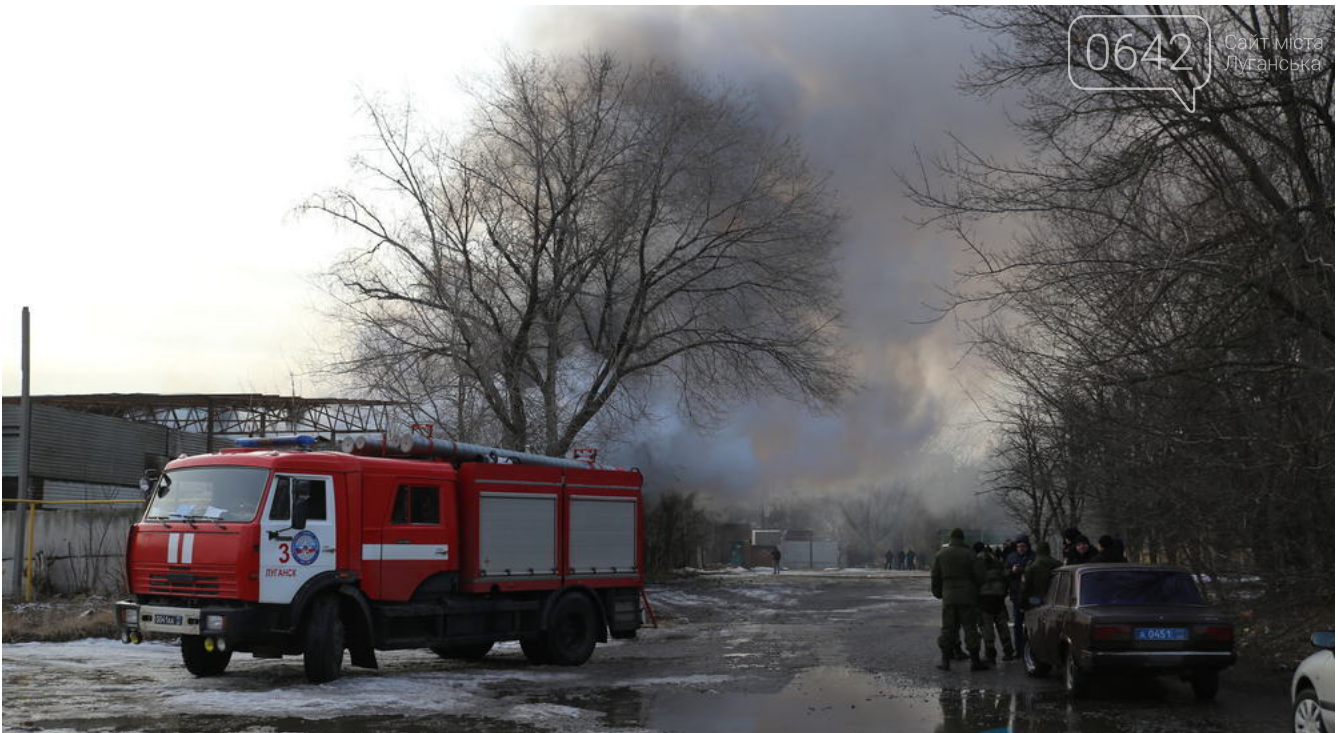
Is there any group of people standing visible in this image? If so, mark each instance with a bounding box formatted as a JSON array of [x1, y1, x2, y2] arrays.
[[883, 548, 920, 570], [929, 527, 1128, 671]]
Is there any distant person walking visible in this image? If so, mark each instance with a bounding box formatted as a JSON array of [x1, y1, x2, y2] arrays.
[[771, 547, 782, 575], [905, 548, 917, 570], [974, 541, 1016, 662], [931, 529, 988, 671], [885, 549, 896, 570]]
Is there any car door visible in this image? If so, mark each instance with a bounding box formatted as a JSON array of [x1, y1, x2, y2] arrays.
[[258, 474, 337, 604], [1035, 573, 1070, 664]]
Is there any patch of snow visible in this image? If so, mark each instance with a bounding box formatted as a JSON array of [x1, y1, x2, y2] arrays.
[[503, 702, 593, 721], [645, 589, 719, 608], [4, 638, 177, 668], [159, 673, 489, 718], [608, 674, 732, 687]]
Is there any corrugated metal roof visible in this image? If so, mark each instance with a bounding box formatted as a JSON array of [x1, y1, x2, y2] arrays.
[[2, 404, 221, 486]]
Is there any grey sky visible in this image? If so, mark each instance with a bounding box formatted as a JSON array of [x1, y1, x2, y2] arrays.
[[2, 6, 1024, 511]]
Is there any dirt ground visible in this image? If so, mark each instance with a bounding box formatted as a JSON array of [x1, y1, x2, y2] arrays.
[[1, 572, 1296, 732]]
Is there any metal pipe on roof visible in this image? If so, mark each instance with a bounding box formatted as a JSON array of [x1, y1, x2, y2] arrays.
[[338, 432, 600, 470]]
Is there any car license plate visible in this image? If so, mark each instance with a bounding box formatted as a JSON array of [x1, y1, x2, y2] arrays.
[[1135, 627, 1188, 641], [153, 614, 183, 626]]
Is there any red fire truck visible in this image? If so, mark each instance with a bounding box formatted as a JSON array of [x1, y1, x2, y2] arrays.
[[115, 434, 644, 683]]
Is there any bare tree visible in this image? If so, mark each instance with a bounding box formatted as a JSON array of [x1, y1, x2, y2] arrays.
[[837, 484, 919, 563], [908, 7, 1333, 606], [306, 51, 849, 455]]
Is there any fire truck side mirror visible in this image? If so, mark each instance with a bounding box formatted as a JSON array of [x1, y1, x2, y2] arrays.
[[291, 484, 311, 530]]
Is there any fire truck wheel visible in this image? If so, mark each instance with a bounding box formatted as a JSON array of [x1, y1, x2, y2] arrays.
[[181, 636, 231, 677], [546, 593, 599, 666], [521, 638, 552, 664], [430, 642, 494, 660], [303, 594, 346, 684]]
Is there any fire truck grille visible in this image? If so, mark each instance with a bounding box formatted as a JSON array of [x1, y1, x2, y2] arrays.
[[136, 564, 237, 597]]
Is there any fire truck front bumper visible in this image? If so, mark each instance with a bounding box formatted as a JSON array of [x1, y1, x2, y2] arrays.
[[116, 601, 265, 645]]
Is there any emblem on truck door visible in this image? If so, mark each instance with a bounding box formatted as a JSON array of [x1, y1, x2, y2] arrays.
[[292, 530, 321, 566]]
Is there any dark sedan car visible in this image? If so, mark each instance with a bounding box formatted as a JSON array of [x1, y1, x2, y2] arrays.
[[1023, 564, 1235, 700]]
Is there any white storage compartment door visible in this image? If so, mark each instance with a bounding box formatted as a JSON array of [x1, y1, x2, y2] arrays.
[[479, 492, 557, 578], [568, 497, 637, 575]]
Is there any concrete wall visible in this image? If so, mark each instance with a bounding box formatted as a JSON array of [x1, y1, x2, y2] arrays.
[[2, 508, 138, 597]]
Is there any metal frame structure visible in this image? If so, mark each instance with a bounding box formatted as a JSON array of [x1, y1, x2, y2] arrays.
[[0, 393, 400, 450]]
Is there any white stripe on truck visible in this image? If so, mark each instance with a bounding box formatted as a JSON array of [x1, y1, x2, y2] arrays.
[[362, 544, 450, 561]]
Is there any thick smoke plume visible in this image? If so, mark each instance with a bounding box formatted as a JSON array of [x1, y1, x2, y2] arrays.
[[519, 8, 1023, 514]]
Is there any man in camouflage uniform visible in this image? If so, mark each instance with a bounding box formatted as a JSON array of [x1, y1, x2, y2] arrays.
[[974, 542, 1016, 662], [931, 528, 988, 671], [1021, 540, 1063, 605]]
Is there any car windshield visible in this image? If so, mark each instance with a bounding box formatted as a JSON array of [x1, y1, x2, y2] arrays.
[[144, 466, 271, 522], [1079, 570, 1205, 606]]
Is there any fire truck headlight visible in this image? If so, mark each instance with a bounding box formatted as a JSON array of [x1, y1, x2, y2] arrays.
[[121, 607, 139, 626], [204, 614, 226, 632]]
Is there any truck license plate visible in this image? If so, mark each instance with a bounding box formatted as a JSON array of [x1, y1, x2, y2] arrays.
[[1134, 627, 1188, 641], [138, 606, 200, 634]]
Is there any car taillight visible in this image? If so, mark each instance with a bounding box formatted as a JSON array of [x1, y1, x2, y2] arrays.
[[1199, 625, 1233, 642], [1092, 624, 1132, 641]]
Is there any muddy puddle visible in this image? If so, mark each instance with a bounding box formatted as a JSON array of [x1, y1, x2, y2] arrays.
[[520, 666, 1120, 733]]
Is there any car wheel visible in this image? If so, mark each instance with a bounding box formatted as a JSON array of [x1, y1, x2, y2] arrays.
[[303, 594, 346, 684], [1024, 642, 1050, 678], [1190, 668, 1219, 702], [1064, 650, 1088, 698], [1294, 688, 1327, 733], [181, 636, 231, 677], [430, 642, 494, 661], [545, 593, 600, 666]]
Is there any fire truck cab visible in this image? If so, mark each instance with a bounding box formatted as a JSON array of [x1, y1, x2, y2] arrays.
[[115, 435, 644, 683]]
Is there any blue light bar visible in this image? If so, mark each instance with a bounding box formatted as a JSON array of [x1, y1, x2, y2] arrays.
[[237, 435, 319, 449]]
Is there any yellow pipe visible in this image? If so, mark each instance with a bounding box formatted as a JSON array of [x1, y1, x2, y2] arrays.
[[24, 505, 35, 601], [5, 498, 141, 600]]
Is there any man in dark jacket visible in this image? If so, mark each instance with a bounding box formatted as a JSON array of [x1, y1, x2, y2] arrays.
[[975, 542, 1015, 662], [1068, 535, 1097, 564], [1094, 535, 1128, 563], [1021, 541, 1063, 603], [1061, 527, 1082, 564], [931, 529, 988, 671], [1003, 534, 1036, 655]]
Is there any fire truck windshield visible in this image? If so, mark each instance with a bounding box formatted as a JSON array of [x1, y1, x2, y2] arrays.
[[145, 466, 271, 523]]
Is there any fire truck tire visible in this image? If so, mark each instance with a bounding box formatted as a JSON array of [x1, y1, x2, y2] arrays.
[[520, 638, 552, 664], [545, 592, 599, 666], [430, 642, 494, 660], [303, 594, 346, 683], [181, 636, 231, 676]]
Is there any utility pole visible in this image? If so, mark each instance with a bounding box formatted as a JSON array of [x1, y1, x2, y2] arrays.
[[9, 307, 33, 597]]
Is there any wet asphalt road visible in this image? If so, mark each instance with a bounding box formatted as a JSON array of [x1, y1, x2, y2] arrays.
[[2, 572, 1290, 732]]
